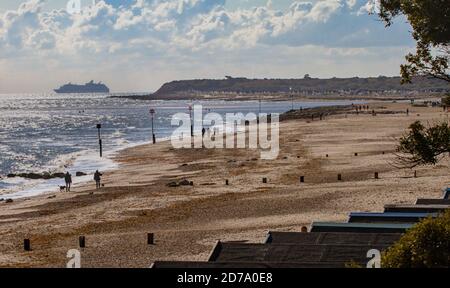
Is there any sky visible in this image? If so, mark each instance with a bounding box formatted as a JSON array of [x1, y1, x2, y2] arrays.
[[0, 0, 415, 93]]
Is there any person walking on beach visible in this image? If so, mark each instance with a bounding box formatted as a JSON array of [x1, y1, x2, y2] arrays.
[[64, 172, 72, 192], [94, 170, 102, 189]]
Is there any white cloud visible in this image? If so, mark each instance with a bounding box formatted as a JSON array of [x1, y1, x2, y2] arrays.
[[346, 0, 357, 9], [307, 0, 342, 22], [0, 0, 414, 93], [0, 0, 411, 54], [358, 0, 380, 15]]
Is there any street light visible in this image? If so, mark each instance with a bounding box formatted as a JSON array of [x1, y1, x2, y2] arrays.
[[149, 108, 156, 144], [259, 96, 262, 114], [290, 87, 294, 111], [96, 124, 102, 157], [189, 105, 193, 137]]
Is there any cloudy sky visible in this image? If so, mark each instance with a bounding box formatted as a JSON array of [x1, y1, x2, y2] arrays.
[[0, 0, 414, 93]]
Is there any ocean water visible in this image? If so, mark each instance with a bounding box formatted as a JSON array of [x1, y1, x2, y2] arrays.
[[0, 93, 361, 198]]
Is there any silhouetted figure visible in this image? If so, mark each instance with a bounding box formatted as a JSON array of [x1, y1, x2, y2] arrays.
[[94, 170, 103, 189], [64, 172, 72, 192], [202, 128, 206, 137]]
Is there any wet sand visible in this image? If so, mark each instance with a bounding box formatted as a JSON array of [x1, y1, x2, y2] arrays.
[[0, 101, 448, 268]]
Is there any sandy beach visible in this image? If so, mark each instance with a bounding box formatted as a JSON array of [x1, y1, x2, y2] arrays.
[[0, 101, 448, 268]]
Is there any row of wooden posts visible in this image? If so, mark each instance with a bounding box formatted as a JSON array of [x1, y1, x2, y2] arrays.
[[256, 170, 418, 184], [222, 151, 419, 185], [225, 173, 378, 186], [23, 233, 155, 251], [235, 149, 415, 184], [227, 170, 420, 186]]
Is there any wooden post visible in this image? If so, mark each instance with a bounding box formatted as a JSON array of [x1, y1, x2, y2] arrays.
[[300, 176, 305, 183], [263, 178, 268, 184], [225, 180, 229, 186], [24, 239, 31, 251], [338, 174, 342, 181], [375, 172, 379, 179], [326, 154, 329, 158], [147, 233, 154, 245], [354, 153, 358, 156], [79, 236, 86, 248], [414, 170, 417, 178]]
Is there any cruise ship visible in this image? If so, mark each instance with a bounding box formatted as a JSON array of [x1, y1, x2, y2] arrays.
[[54, 80, 110, 94]]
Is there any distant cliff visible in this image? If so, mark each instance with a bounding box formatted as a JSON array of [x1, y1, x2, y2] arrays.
[[116, 76, 449, 100]]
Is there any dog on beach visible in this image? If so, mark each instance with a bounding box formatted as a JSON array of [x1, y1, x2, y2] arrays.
[[59, 186, 66, 192]]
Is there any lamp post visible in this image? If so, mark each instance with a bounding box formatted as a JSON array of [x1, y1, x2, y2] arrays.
[[189, 105, 193, 137], [290, 87, 294, 111], [149, 108, 156, 144], [259, 96, 262, 115], [96, 124, 102, 157]]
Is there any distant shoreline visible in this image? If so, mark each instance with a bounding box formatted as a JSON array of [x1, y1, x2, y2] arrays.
[[109, 75, 449, 101], [110, 93, 443, 102]]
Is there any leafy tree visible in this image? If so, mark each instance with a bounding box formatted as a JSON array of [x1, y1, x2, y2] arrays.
[[394, 121, 450, 168], [379, 0, 450, 83], [442, 93, 450, 106], [382, 210, 450, 268]]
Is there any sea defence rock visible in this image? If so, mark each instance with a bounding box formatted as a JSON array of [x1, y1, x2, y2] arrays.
[[76, 172, 87, 177], [5, 199, 13, 203], [167, 182, 179, 188], [19, 173, 43, 180], [179, 180, 192, 186], [167, 180, 194, 187], [6, 172, 66, 180], [52, 173, 66, 178]]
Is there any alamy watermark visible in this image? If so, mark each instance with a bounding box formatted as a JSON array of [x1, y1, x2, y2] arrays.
[[367, 249, 381, 268], [66, 0, 98, 14], [67, 249, 81, 268], [170, 105, 279, 160]]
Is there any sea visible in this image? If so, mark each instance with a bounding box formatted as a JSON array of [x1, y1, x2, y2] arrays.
[[0, 93, 362, 199]]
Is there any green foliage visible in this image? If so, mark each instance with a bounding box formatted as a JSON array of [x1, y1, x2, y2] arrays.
[[382, 211, 450, 268], [442, 93, 450, 106], [379, 0, 450, 83], [345, 261, 363, 268], [395, 121, 450, 168]]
